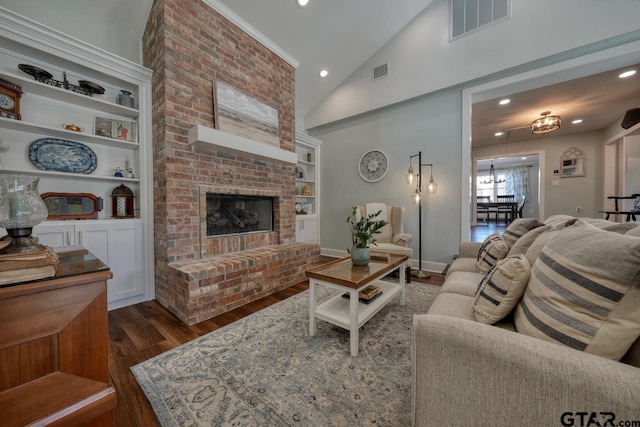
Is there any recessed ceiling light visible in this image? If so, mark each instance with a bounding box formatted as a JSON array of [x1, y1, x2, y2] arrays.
[[521, 157, 527, 160], [296, 0, 309, 7], [494, 131, 504, 136], [619, 70, 636, 78], [499, 99, 510, 105], [572, 119, 583, 124], [319, 69, 328, 78]]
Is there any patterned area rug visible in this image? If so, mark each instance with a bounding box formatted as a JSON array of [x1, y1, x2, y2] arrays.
[[131, 281, 439, 426]]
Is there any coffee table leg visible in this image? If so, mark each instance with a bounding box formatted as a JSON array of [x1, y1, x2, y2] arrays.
[[309, 280, 316, 336], [350, 289, 359, 356]]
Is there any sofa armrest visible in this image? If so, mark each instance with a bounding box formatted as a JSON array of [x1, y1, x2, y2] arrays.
[[458, 241, 482, 258], [392, 233, 412, 246], [412, 315, 640, 427]]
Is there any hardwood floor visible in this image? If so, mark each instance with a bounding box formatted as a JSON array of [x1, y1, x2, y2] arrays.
[[108, 258, 444, 425], [470, 222, 507, 242]]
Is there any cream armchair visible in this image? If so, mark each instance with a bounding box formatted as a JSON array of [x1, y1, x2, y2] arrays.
[[357, 205, 413, 280]]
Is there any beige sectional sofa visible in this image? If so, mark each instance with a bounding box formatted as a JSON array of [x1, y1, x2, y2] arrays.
[[412, 215, 640, 426]]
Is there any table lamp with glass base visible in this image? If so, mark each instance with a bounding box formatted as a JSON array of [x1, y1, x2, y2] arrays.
[[0, 175, 48, 254]]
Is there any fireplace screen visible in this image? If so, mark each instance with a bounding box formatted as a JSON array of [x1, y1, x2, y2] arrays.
[[206, 194, 274, 236]]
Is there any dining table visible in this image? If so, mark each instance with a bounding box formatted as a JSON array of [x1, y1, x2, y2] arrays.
[[477, 201, 519, 223]]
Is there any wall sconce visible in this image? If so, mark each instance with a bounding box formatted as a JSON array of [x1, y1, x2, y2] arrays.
[[405, 151, 437, 278], [0, 175, 48, 254]]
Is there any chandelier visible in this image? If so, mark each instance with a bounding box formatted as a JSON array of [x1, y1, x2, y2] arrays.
[[531, 111, 561, 134], [481, 163, 505, 184]]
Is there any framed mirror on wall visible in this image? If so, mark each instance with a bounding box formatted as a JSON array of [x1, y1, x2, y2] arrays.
[[560, 146, 586, 178]]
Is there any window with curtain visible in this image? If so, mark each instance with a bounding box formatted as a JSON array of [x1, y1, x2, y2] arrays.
[[505, 167, 530, 204], [476, 171, 507, 201]]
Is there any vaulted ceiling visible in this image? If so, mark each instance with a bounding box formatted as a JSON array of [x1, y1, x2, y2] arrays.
[[2, 0, 639, 144]]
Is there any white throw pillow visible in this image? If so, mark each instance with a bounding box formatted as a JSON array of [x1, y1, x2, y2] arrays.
[[473, 254, 531, 324], [514, 225, 640, 360], [476, 232, 509, 274]]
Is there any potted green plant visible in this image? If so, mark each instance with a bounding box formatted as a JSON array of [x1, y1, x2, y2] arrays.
[[346, 206, 388, 266]]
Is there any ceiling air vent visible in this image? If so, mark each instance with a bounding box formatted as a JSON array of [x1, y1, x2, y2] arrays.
[[372, 63, 389, 81]]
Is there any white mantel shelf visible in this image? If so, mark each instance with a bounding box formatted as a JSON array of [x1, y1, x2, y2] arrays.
[[188, 125, 297, 164]]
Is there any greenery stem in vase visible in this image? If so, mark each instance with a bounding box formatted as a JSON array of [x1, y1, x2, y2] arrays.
[[346, 206, 388, 266]]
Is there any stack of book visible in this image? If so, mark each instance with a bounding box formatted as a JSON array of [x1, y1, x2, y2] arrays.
[[342, 285, 383, 304], [0, 246, 59, 285], [359, 285, 381, 301]]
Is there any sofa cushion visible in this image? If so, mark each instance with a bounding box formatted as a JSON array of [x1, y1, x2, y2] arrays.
[[427, 293, 476, 321], [441, 271, 483, 297], [626, 226, 640, 238], [501, 218, 545, 249], [509, 225, 555, 256], [523, 227, 560, 267], [514, 225, 640, 360], [446, 257, 478, 277], [473, 255, 531, 324], [543, 214, 576, 229], [476, 232, 509, 274]]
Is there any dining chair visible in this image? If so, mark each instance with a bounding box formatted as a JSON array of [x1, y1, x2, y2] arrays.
[[495, 194, 515, 223], [476, 195, 491, 222]]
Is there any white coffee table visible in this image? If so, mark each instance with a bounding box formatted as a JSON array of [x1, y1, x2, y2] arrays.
[[306, 254, 408, 356]]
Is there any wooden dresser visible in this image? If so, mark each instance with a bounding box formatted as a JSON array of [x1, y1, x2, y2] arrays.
[[0, 247, 115, 426]]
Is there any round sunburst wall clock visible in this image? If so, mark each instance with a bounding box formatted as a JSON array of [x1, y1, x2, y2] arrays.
[[358, 149, 389, 182]]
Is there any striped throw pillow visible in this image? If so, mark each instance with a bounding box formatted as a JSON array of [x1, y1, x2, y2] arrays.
[[514, 226, 640, 360], [473, 254, 531, 324], [501, 218, 545, 249], [476, 232, 509, 274]]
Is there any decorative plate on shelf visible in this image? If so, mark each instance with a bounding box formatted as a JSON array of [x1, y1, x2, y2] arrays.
[[358, 149, 389, 182], [29, 138, 97, 174]]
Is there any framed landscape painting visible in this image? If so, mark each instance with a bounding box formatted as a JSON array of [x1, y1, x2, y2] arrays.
[[213, 81, 280, 147]]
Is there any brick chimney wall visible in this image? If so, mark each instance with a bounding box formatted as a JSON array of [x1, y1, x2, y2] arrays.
[[142, 0, 317, 324]]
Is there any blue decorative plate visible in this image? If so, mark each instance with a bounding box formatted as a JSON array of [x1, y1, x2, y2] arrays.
[[29, 138, 97, 174]]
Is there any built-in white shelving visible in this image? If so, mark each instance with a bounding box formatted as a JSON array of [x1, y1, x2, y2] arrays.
[[0, 7, 154, 310]]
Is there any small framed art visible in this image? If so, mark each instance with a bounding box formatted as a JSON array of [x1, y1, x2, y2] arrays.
[[94, 116, 137, 142]]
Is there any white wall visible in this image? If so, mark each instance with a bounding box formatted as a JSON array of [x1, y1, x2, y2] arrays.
[[310, 87, 462, 271], [306, 0, 640, 128], [0, 0, 143, 64]]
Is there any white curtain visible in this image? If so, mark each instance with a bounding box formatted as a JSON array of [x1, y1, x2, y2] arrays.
[[506, 167, 529, 203]]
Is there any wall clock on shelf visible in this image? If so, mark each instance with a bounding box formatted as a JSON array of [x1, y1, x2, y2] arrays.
[[358, 149, 389, 182], [0, 79, 22, 120]]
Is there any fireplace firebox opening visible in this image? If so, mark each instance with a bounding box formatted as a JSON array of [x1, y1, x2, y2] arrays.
[[206, 194, 274, 236]]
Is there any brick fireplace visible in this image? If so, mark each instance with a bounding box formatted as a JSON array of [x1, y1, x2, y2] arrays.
[[143, 0, 320, 325]]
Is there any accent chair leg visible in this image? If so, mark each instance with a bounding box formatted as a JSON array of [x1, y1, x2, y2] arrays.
[[406, 265, 411, 283]]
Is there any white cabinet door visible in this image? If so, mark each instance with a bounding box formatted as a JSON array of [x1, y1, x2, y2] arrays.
[[105, 221, 145, 303], [76, 221, 144, 305], [33, 222, 76, 248], [296, 217, 318, 244], [33, 220, 145, 306]]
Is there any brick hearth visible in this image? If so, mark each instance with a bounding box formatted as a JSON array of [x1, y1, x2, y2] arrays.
[[143, 0, 320, 325]]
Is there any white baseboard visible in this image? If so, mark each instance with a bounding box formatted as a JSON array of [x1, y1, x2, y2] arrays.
[[320, 247, 447, 274]]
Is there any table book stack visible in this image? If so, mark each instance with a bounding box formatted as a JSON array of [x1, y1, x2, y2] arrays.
[[0, 245, 59, 285], [342, 285, 382, 304]]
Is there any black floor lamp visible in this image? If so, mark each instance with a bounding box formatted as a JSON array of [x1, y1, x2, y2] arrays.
[[405, 151, 437, 279]]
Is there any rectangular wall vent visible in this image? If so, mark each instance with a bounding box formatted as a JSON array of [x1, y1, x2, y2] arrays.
[[450, 0, 509, 40], [373, 63, 389, 81]]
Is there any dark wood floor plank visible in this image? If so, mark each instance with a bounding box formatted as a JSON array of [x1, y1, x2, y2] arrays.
[[109, 267, 445, 424]]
